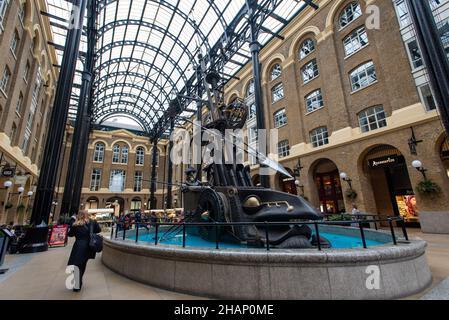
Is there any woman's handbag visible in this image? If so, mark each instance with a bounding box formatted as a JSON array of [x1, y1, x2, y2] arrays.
[[89, 222, 103, 253]]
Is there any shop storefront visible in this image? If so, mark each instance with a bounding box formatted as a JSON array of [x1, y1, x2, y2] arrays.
[[313, 160, 345, 214], [366, 146, 420, 227]]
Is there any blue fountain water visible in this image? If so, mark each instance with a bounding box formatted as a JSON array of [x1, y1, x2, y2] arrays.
[[129, 228, 388, 249]]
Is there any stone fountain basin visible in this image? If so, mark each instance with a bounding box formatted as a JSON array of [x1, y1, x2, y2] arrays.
[[102, 226, 431, 300]]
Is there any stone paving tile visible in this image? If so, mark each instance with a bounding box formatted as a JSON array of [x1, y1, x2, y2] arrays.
[[421, 278, 449, 300]]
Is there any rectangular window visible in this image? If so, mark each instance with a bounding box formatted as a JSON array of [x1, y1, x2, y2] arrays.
[[109, 170, 126, 192], [350, 61, 377, 92], [90, 169, 102, 191], [249, 126, 258, 144], [0, 0, 10, 31], [310, 127, 329, 148], [0, 67, 11, 94], [23, 62, 30, 82], [134, 171, 143, 192], [301, 59, 319, 84], [271, 83, 284, 103], [419, 84, 437, 111], [406, 39, 423, 69], [394, 0, 411, 28], [10, 31, 19, 56], [343, 26, 369, 57], [248, 102, 256, 120], [274, 109, 287, 128], [277, 140, 290, 158], [16, 93, 23, 114], [18, 1, 24, 24], [305, 89, 324, 113]]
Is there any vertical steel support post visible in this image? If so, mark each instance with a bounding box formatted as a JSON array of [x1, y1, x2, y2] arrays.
[[150, 139, 158, 209], [247, 0, 270, 188], [23, 0, 88, 253], [166, 119, 175, 209], [407, 0, 449, 138], [67, 0, 98, 217]]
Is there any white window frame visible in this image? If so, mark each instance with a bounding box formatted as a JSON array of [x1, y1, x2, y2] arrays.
[[343, 26, 369, 57], [0, 0, 10, 32], [270, 64, 282, 81], [109, 170, 126, 192], [271, 83, 284, 103], [310, 127, 329, 148], [350, 61, 377, 92], [339, 2, 363, 30], [136, 147, 145, 165], [90, 169, 102, 191], [274, 109, 287, 128], [301, 59, 319, 84], [305, 89, 324, 113], [112, 144, 120, 163], [299, 38, 315, 60], [134, 171, 143, 192], [277, 140, 290, 158], [0, 67, 11, 95], [93, 143, 105, 162], [358, 105, 388, 133]]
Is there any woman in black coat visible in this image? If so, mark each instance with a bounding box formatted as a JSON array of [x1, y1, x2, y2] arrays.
[[67, 210, 101, 292]]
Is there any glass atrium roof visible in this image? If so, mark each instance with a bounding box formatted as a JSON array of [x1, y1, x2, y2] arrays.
[[44, 0, 311, 134]]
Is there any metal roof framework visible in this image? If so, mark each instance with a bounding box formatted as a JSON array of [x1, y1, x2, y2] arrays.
[[43, 0, 314, 136]]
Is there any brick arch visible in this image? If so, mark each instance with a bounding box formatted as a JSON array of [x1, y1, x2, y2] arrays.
[[31, 24, 43, 58], [111, 140, 133, 150], [91, 139, 109, 149], [134, 145, 149, 153], [225, 90, 241, 105], [241, 78, 254, 98], [288, 25, 321, 58], [262, 53, 285, 83], [325, 0, 366, 31]]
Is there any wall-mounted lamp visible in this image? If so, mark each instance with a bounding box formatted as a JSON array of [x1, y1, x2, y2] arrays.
[[412, 160, 428, 179], [340, 172, 353, 190], [408, 127, 423, 155], [295, 180, 305, 196], [1, 180, 13, 189], [293, 159, 303, 178]]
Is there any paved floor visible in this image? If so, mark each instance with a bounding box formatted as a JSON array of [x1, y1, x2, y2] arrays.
[[0, 229, 447, 300], [0, 239, 202, 300]]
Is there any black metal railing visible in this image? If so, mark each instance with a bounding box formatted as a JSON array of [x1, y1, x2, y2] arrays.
[[110, 215, 409, 252]]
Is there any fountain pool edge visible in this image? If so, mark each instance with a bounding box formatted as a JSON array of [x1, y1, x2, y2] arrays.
[[102, 228, 432, 300]]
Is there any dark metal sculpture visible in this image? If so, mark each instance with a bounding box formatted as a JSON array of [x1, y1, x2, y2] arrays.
[[179, 65, 328, 249]]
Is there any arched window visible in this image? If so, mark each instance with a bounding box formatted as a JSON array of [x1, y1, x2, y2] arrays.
[[299, 38, 315, 60], [136, 147, 145, 165], [93, 143, 105, 162], [121, 145, 129, 164], [270, 64, 282, 81], [339, 2, 362, 29], [246, 79, 255, 98], [358, 105, 387, 133], [112, 144, 120, 163]]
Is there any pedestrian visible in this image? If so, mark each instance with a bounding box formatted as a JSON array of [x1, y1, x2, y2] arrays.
[[351, 204, 361, 228], [67, 210, 101, 292]]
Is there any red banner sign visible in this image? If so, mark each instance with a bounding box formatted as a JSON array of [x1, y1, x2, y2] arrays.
[[48, 225, 69, 247]]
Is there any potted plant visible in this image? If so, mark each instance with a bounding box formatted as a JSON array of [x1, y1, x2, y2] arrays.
[[4, 202, 13, 210], [416, 179, 442, 198], [345, 189, 358, 200], [17, 203, 26, 212]]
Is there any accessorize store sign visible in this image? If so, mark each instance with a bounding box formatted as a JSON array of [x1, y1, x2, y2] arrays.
[[368, 155, 405, 169]]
